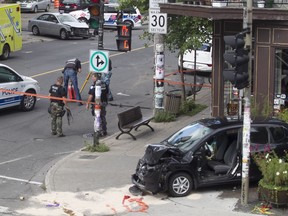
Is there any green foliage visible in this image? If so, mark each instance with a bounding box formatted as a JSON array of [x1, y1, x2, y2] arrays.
[[118, 0, 149, 12], [253, 151, 288, 190], [83, 141, 110, 152], [251, 96, 273, 119], [153, 111, 176, 122], [180, 99, 207, 116], [277, 108, 288, 123]]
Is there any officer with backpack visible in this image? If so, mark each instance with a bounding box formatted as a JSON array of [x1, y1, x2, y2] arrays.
[[63, 58, 83, 106]]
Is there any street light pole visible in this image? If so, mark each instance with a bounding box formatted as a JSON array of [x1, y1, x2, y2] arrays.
[[241, 0, 253, 206]]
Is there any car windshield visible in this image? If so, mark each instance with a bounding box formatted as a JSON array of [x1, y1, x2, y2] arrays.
[[197, 43, 211, 52], [166, 123, 213, 153], [57, 14, 77, 23]]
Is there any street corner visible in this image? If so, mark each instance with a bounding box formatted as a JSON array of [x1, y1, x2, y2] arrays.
[[14, 185, 172, 216]]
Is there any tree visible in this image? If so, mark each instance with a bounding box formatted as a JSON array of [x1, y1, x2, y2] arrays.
[[118, 0, 212, 102]]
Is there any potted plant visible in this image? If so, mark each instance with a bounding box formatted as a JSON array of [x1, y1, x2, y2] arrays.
[[252, 151, 288, 207]]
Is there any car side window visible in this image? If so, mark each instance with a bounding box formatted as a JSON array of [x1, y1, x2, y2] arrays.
[[250, 127, 268, 144], [0, 67, 20, 83], [49, 15, 58, 23], [270, 126, 287, 143], [37, 14, 50, 21]]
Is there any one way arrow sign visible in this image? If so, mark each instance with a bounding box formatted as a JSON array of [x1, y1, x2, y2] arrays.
[[90, 50, 109, 73]]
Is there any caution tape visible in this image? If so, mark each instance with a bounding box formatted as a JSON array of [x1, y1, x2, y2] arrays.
[[0, 88, 93, 105]]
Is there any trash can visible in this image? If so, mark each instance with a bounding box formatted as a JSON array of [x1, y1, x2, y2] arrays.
[[164, 91, 181, 114]]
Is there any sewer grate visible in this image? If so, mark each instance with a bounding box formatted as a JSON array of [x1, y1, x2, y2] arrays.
[[79, 155, 99, 160]]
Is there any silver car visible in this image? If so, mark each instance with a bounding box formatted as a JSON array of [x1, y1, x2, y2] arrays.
[[28, 12, 90, 39], [17, 0, 51, 13]]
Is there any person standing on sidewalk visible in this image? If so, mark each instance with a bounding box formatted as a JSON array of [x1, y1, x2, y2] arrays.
[[86, 73, 109, 136], [63, 58, 83, 106], [49, 76, 68, 137]]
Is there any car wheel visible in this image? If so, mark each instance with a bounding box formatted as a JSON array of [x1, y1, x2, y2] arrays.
[[45, 4, 50, 12], [60, 29, 68, 40], [168, 172, 192, 197], [33, 6, 38, 13], [20, 90, 36, 111], [124, 20, 134, 28], [32, 26, 40, 36], [0, 44, 10, 60]]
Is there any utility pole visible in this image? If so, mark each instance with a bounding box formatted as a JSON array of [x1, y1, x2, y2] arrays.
[[98, 0, 104, 50], [150, 0, 168, 114], [241, 0, 253, 206]]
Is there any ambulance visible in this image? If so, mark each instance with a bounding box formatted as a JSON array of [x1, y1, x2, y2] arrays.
[[0, 4, 22, 60]]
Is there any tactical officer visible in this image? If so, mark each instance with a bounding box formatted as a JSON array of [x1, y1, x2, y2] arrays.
[[86, 73, 109, 136], [49, 76, 68, 137]]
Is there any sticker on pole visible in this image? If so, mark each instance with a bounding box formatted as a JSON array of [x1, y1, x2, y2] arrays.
[[90, 50, 109, 73]]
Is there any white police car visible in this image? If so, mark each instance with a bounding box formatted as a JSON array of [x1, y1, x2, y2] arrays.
[[69, 3, 142, 28], [0, 64, 40, 111]]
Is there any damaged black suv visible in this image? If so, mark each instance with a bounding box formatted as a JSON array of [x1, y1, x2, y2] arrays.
[[131, 117, 288, 197]]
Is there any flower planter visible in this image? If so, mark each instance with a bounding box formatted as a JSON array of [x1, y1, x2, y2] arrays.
[[258, 185, 288, 207]]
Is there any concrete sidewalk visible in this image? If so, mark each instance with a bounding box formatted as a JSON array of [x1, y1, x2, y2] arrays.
[[15, 88, 286, 216]]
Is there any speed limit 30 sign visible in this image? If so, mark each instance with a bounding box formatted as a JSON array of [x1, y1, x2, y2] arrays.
[[149, 9, 167, 34]]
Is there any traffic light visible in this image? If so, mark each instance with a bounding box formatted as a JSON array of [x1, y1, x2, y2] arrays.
[[223, 33, 249, 90], [88, 0, 101, 30], [116, 23, 132, 52]]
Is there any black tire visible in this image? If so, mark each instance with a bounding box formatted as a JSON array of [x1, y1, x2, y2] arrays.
[[32, 26, 40, 36], [60, 29, 68, 40], [168, 172, 193, 197], [45, 5, 50, 12], [0, 44, 10, 60], [33, 6, 38, 13], [20, 90, 36, 111]]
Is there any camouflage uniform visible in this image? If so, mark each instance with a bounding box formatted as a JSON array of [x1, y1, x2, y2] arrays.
[[50, 102, 65, 135], [49, 79, 67, 137]]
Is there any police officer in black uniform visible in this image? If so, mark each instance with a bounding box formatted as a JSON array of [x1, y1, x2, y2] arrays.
[[49, 76, 68, 137], [86, 73, 109, 136]]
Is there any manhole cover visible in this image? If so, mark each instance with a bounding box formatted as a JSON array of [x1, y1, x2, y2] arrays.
[[79, 155, 98, 160]]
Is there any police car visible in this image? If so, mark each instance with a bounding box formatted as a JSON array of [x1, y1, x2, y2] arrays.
[[0, 64, 40, 111], [69, 3, 142, 29]]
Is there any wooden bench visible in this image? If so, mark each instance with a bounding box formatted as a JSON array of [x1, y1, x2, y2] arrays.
[[116, 106, 154, 140]]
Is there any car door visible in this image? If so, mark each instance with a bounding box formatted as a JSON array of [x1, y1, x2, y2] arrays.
[[37, 0, 45, 10], [36, 14, 50, 35], [0, 66, 24, 109], [47, 14, 61, 37]]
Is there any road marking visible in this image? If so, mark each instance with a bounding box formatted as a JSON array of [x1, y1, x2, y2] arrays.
[[117, 92, 130, 96], [0, 175, 42, 185], [0, 155, 32, 165], [30, 44, 153, 78]]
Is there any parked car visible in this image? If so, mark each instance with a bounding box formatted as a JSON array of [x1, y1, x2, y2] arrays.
[[59, 0, 89, 13], [28, 12, 90, 39], [0, 63, 40, 111], [131, 117, 288, 197], [178, 42, 212, 82], [17, 0, 51, 13]]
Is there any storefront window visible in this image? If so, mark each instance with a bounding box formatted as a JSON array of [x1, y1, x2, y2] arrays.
[[274, 49, 288, 112]]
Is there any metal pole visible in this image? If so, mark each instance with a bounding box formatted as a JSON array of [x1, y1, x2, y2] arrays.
[[154, 34, 165, 114], [98, 0, 104, 50], [93, 78, 102, 147], [241, 0, 253, 206]]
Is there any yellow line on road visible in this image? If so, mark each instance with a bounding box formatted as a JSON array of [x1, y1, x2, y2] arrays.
[[31, 45, 153, 78]]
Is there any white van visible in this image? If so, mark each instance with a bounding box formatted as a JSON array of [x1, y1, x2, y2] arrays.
[[178, 42, 212, 76]]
